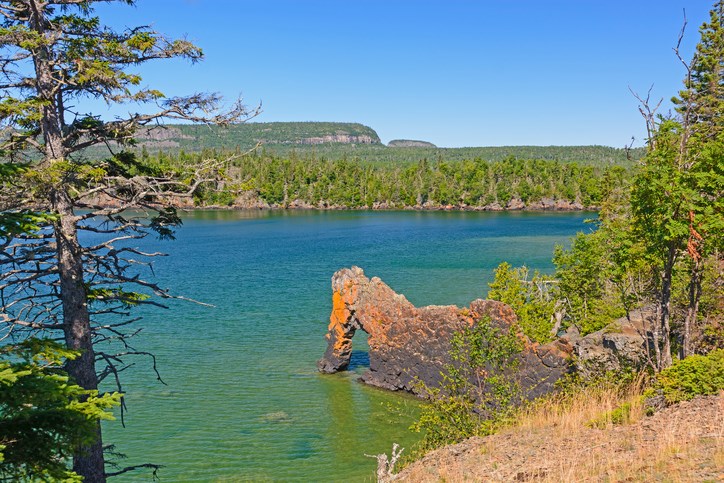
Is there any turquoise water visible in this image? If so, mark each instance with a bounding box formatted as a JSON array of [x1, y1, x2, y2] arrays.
[[101, 210, 593, 482]]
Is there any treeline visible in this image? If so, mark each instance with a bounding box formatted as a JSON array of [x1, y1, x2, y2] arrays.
[[141, 149, 630, 209], [250, 144, 643, 167], [127, 140, 643, 168]]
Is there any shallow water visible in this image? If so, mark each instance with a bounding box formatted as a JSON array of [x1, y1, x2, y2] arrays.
[[100, 210, 593, 481]]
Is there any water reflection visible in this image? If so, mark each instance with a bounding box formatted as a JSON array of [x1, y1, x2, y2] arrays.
[[319, 373, 363, 468], [348, 350, 371, 372]]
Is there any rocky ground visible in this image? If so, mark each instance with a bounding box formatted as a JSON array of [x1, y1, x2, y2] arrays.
[[395, 393, 723, 482]]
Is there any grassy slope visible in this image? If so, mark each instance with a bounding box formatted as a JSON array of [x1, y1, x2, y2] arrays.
[[396, 389, 723, 482]]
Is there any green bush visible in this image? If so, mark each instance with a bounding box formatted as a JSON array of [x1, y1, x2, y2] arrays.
[[655, 349, 724, 404], [409, 317, 522, 456], [487, 262, 557, 343], [588, 401, 634, 429]]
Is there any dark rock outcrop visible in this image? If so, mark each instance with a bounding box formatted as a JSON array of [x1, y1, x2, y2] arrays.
[[318, 267, 572, 399], [318, 267, 652, 400]]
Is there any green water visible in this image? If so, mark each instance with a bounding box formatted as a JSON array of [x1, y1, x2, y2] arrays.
[[101, 210, 593, 482]]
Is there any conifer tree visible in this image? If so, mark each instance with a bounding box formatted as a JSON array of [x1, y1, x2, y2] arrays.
[[0, 339, 121, 481], [673, 0, 724, 357], [632, 0, 724, 367], [0, 1, 255, 480]]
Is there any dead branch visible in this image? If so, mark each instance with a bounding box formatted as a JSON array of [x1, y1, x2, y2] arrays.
[[629, 85, 663, 151], [366, 443, 404, 482], [105, 463, 163, 479]]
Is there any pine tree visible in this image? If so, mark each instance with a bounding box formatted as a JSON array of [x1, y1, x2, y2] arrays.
[[632, 0, 724, 367], [0, 1, 255, 480]]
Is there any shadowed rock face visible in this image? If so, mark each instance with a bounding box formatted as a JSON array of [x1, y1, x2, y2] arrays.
[[317, 267, 574, 399]]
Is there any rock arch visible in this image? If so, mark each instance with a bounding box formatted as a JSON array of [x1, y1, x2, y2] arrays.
[[317, 267, 574, 397]]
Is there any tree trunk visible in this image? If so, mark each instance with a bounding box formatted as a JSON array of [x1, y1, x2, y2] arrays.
[[51, 188, 107, 483], [683, 259, 703, 358], [28, 0, 65, 162], [28, 2, 105, 479], [652, 303, 662, 369], [658, 246, 676, 370]]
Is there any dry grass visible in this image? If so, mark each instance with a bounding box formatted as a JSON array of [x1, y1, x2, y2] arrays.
[[396, 384, 724, 482], [513, 375, 647, 435]]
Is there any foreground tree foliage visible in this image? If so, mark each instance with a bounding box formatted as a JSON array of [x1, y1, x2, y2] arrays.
[[629, 1, 724, 368], [499, 1, 723, 365], [410, 8, 724, 476], [460, 3, 724, 414], [0, 339, 120, 482], [402, 3, 722, 473], [0, 1, 254, 480]]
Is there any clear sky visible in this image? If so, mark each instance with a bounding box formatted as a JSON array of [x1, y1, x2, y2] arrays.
[[89, 0, 714, 148]]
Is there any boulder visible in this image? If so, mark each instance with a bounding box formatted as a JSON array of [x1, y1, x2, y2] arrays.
[[506, 198, 526, 210], [567, 309, 652, 377]]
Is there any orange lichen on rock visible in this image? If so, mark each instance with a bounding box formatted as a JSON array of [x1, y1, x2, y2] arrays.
[[328, 291, 350, 352]]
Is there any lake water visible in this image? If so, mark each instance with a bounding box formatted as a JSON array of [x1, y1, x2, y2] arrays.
[[101, 210, 593, 482]]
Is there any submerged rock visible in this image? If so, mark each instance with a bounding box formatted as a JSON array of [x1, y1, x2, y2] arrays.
[[261, 411, 292, 424]]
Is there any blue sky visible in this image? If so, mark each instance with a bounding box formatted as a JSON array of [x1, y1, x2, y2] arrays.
[[90, 1, 713, 148]]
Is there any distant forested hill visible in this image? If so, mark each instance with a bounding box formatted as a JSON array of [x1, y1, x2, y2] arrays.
[[144, 149, 632, 211], [125, 122, 380, 150], [77, 121, 643, 166]]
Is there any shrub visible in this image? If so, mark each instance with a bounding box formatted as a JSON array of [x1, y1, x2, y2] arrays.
[[409, 317, 522, 455], [588, 401, 635, 428], [654, 349, 724, 404], [487, 262, 557, 343]]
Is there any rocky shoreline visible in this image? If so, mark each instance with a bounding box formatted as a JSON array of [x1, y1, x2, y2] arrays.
[[140, 191, 595, 212], [88, 188, 596, 212], [233, 192, 592, 211]]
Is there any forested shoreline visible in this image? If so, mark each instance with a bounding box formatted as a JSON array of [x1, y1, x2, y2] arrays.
[[131, 149, 630, 211]]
